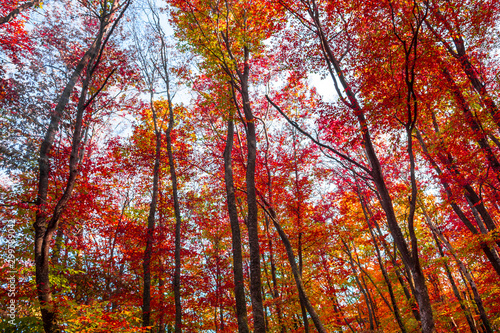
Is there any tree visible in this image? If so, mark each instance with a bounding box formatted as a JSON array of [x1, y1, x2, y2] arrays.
[[2, 0, 500, 331], [269, 0, 436, 331], [167, 1, 282, 331], [33, 0, 131, 331]]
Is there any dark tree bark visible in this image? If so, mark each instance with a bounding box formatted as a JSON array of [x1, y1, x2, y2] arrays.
[[420, 202, 493, 333], [142, 99, 162, 329], [220, 33, 265, 330], [298, 234, 309, 333], [292, 133, 309, 333], [356, 187, 407, 333], [240, 70, 265, 333], [263, 215, 285, 333], [223, 119, 250, 333]]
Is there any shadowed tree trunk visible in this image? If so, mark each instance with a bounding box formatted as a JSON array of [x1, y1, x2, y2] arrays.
[[223, 118, 250, 333], [223, 37, 265, 330], [240, 69, 265, 333]]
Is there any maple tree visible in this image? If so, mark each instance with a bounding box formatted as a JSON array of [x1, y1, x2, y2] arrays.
[[1, 0, 500, 332]]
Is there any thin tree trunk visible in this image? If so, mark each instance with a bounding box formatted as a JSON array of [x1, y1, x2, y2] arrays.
[[240, 73, 265, 333], [420, 202, 493, 333], [263, 206, 327, 333], [264, 215, 285, 333], [292, 132, 309, 333], [158, 206, 167, 333], [165, 79, 183, 333], [298, 234, 309, 333]]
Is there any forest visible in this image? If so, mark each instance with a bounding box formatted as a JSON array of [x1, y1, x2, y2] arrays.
[[1, 0, 500, 332]]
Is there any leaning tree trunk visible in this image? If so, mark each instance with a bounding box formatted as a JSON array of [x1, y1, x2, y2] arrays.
[[34, 3, 129, 331], [142, 103, 162, 329]]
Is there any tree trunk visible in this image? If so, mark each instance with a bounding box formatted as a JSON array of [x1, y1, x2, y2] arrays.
[[264, 215, 284, 333], [142, 120, 161, 329], [420, 202, 493, 333], [165, 83, 183, 333], [34, 3, 129, 331], [264, 207, 327, 333], [224, 118, 250, 333], [298, 234, 309, 333]]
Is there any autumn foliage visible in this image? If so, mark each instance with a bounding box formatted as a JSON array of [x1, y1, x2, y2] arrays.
[[1, 0, 500, 332]]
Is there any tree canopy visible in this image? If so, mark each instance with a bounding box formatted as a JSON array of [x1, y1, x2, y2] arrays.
[[1, 0, 500, 332]]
